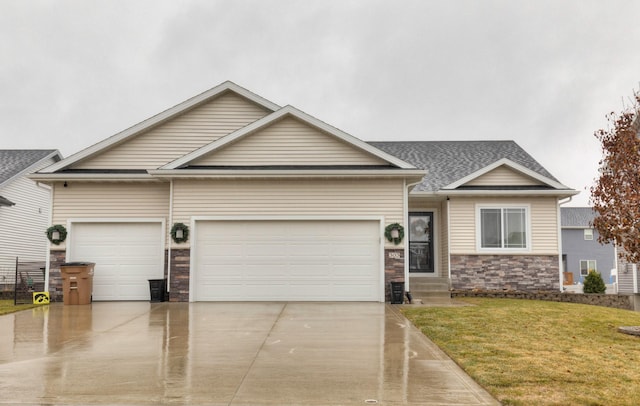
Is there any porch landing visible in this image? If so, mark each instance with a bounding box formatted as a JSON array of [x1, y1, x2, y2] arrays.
[[409, 277, 452, 301]]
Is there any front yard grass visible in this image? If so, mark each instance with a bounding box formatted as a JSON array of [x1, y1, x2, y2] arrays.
[[402, 298, 640, 406], [0, 300, 40, 315]]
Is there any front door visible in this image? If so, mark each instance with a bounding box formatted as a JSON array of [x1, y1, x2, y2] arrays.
[[409, 212, 434, 273]]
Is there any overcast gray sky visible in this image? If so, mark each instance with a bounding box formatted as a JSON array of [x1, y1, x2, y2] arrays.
[[2, 0, 639, 206]]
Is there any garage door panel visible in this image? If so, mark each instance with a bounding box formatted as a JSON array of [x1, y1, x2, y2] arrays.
[[70, 222, 163, 301], [194, 220, 381, 301]]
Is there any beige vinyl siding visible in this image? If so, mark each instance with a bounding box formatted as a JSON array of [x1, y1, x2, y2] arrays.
[[51, 182, 170, 250], [464, 166, 544, 186], [449, 196, 559, 255], [0, 160, 54, 266], [191, 116, 387, 166], [74, 92, 270, 170], [172, 178, 404, 247]]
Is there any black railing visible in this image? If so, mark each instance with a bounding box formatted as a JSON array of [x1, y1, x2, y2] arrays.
[[0, 257, 46, 304]]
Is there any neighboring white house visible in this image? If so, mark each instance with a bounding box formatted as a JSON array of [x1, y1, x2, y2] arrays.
[[30, 82, 578, 302], [0, 150, 62, 271]]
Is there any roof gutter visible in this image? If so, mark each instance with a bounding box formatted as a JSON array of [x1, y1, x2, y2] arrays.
[[434, 189, 580, 197], [147, 169, 426, 179], [28, 173, 158, 182]]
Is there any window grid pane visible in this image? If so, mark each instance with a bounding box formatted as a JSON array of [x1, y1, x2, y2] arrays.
[[481, 209, 501, 248], [503, 208, 526, 248], [480, 207, 528, 249]]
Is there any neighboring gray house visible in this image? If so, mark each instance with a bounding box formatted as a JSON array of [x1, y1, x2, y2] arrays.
[[560, 207, 616, 291], [0, 150, 62, 272]]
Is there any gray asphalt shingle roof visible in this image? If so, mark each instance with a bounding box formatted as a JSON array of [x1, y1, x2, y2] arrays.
[[0, 150, 59, 186], [561, 207, 596, 228], [369, 141, 559, 192]]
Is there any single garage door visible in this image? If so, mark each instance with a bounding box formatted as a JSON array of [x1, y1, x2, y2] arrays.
[[193, 220, 381, 301], [69, 222, 164, 301]]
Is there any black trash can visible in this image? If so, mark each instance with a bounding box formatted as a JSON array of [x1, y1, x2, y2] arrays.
[[148, 279, 166, 302], [390, 281, 405, 304]]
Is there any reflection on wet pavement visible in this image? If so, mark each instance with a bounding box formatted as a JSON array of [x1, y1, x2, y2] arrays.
[[0, 302, 498, 405]]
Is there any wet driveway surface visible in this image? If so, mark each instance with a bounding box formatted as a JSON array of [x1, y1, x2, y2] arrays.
[[0, 302, 498, 405]]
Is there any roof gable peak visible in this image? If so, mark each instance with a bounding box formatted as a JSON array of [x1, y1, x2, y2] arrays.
[[443, 158, 570, 190], [40, 81, 280, 174], [162, 105, 416, 170]]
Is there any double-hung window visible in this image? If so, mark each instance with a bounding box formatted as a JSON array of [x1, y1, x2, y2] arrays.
[[478, 206, 529, 250], [580, 260, 597, 276]]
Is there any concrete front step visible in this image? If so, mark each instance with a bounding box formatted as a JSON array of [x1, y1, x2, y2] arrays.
[[408, 277, 452, 299], [410, 290, 452, 300]]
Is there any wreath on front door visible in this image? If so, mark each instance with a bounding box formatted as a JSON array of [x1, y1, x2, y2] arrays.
[[46, 224, 67, 245], [384, 223, 405, 245], [170, 223, 189, 244]]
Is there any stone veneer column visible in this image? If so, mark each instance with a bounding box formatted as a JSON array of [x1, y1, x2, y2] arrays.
[[450, 254, 560, 291], [48, 250, 66, 302], [169, 249, 191, 302], [384, 249, 404, 301]]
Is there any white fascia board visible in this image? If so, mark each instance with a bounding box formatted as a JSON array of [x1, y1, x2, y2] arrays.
[[40, 81, 280, 174], [434, 189, 580, 197], [149, 168, 426, 179], [162, 105, 417, 170], [443, 158, 571, 190], [28, 173, 157, 182]]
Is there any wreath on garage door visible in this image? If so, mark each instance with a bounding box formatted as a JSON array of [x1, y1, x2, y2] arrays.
[[46, 224, 67, 245], [170, 223, 189, 244], [384, 223, 405, 245]]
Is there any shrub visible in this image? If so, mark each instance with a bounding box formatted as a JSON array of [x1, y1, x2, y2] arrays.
[[583, 270, 606, 294]]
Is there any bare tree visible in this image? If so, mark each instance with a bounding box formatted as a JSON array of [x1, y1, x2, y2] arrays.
[[591, 92, 640, 262]]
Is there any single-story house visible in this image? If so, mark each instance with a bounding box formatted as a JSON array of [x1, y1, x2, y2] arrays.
[[31, 81, 577, 302], [1, 150, 62, 269], [560, 207, 617, 292]]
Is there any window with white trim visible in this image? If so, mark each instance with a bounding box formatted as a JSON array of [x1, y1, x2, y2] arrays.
[[580, 260, 597, 276], [584, 229, 594, 240], [479, 207, 528, 249]]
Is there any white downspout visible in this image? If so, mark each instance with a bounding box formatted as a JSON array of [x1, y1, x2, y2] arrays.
[[557, 196, 572, 291], [167, 180, 174, 294], [633, 264, 638, 294], [446, 197, 451, 280], [43, 182, 55, 292]]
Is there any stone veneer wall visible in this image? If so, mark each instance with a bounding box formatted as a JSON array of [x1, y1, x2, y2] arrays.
[[169, 249, 190, 302], [48, 250, 66, 302], [384, 249, 404, 301], [451, 254, 559, 291], [452, 289, 637, 311]]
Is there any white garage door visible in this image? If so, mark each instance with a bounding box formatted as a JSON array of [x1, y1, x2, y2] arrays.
[[193, 220, 381, 301], [69, 222, 164, 301]]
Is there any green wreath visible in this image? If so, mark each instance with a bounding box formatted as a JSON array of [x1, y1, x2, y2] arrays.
[[384, 223, 405, 245], [46, 225, 67, 245], [170, 223, 189, 244]]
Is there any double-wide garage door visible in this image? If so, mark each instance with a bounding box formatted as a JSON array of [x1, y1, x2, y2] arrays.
[[193, 220, 381, 301], [69, 222, 164, 301]]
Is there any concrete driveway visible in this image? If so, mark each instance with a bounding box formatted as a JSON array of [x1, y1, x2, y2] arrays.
[[0, 302, 498, 405]]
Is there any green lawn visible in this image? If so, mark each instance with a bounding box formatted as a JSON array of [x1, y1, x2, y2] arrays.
[[402, 298, 640, 406], [0, 300, 41, 315]]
